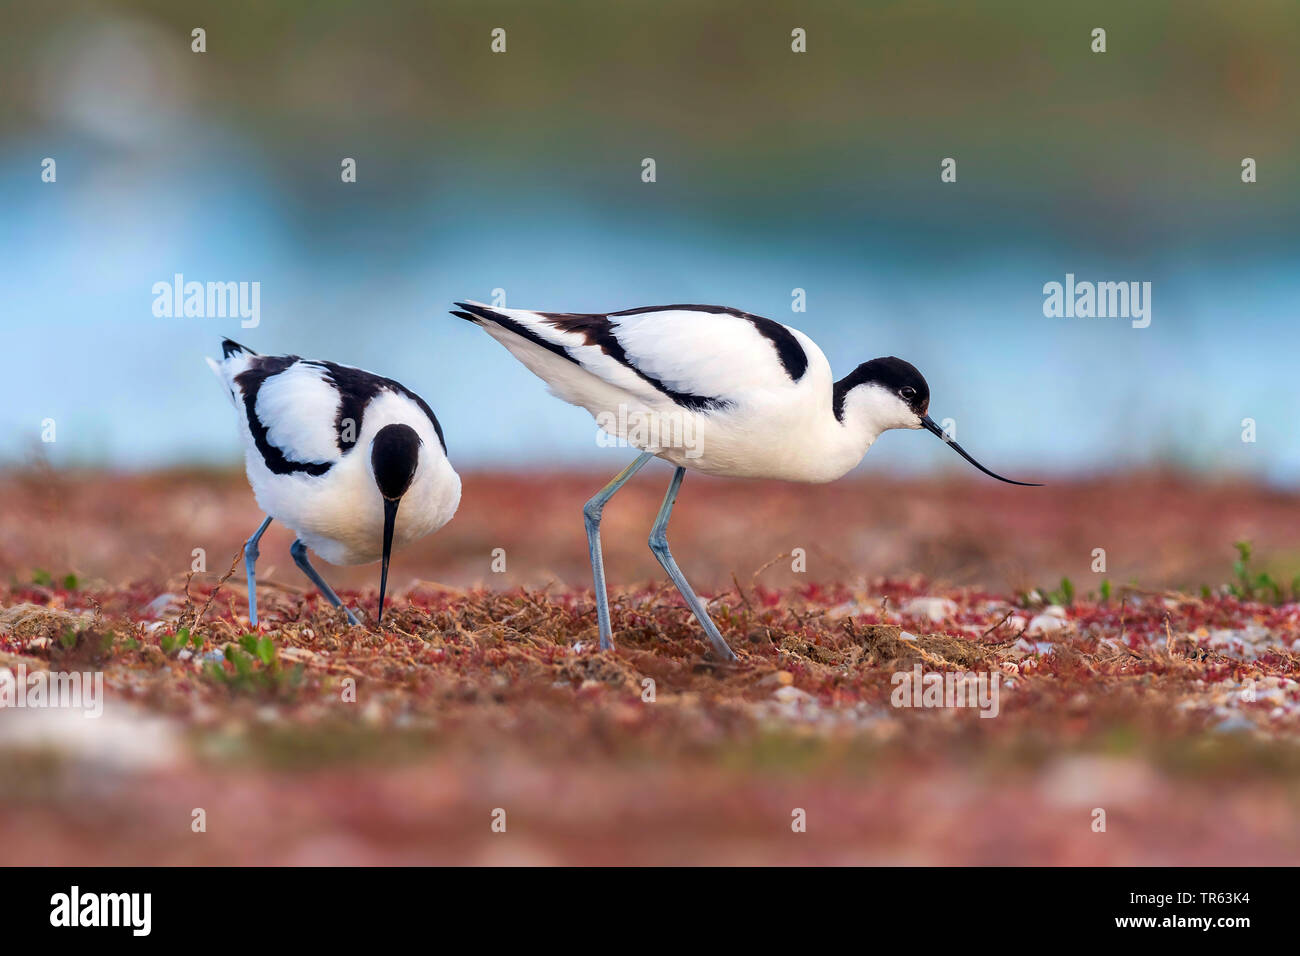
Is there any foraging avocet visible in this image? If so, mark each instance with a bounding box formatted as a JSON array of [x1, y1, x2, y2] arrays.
[[206, 339, 460, 626], [452, 301, 1037, 661]]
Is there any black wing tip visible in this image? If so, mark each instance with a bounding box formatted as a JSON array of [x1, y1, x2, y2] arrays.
[[452, 301, 498, 322], [221, 338, 253, 358]]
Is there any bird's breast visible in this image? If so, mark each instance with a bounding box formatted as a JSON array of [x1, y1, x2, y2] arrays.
[[248, 449, 459, 566]]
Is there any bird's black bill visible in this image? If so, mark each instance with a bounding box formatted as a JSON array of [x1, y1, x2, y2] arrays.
[[378, 496, 400, 624], [921, 415, 1042, 486]]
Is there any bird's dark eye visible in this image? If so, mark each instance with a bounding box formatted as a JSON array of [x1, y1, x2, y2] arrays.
[[900, 386, 916, 400]]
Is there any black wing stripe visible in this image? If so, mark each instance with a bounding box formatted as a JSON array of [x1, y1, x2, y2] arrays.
[[234, 356, 333, 477], [454, 301, 578, 365], [457, 301, 727, 409], [305, 361, 448, 455], [535, 310, 732, 412], [234, 357, 447, 474], [458, 301, 806, 411], [608, 304, 809, 383]]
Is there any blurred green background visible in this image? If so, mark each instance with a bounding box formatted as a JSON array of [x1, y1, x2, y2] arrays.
[[1, 0, 1297, 475]]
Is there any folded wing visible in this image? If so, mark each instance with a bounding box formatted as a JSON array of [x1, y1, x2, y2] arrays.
[[453, 301, 810, 411]]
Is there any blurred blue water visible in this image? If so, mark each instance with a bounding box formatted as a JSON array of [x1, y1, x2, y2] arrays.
[[3, 136, 1298, 483]]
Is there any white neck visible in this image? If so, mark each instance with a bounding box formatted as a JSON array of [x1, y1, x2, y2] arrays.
[[800, 383, 914, 482]]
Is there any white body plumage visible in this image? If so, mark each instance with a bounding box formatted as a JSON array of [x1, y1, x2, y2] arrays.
[[452, 300, 1033, 659], [453, 302, 922, 483], [206, 343, 461, 566]]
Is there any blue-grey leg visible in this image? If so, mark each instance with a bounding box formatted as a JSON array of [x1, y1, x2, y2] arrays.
[[584, 451, 654, 650], [648, 467, 738, 661], [290, 538, 361, 626], [244, 515, 273, 626]]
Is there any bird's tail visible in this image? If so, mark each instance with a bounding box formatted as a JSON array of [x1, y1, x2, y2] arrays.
[[451, 299, 584, 367], [221, 338, 255, 358], [205, 338, 258, 389], [450, 300, 497, 324]]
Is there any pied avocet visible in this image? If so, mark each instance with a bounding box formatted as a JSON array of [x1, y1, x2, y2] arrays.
[[452, 301, 1036, 660], [207, 339, 460, 626]]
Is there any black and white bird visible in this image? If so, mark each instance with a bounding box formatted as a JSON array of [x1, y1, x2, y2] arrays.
[[452, 301, 1037, 661], [207, 339, 461, 626]]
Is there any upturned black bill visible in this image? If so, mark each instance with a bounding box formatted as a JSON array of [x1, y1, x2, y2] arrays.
[[921, 415, 1042, 486]]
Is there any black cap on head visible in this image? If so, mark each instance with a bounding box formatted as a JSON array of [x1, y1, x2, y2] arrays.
[[371, 423, 422, 624], [371, 424, 422, 500], [833, 356, 930, 422]]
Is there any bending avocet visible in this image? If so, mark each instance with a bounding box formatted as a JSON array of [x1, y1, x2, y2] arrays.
[[452, 301, 1037, 661], [207, 339, 460, 626]]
